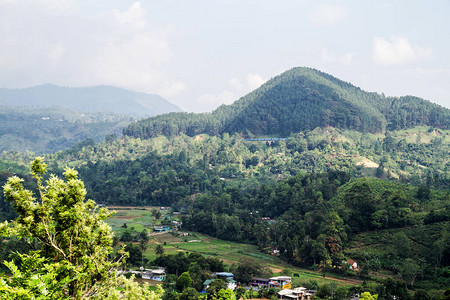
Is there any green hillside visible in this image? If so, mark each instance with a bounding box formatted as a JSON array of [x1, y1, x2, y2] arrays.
[[124, 67, 449, 139], [33, 125, 448, 208]]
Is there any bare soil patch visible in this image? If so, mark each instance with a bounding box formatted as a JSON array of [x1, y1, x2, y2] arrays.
[[356, 158, 379, 168], [194, 135, 204, 141], [269, 267, 283, 273]]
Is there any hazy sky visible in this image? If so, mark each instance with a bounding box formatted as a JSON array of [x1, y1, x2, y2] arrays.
[[1, 0, 449, 112]]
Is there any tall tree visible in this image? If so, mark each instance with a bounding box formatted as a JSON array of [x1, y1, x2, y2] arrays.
[[0, 157, 161, 299], [155, 244, 165, 256]]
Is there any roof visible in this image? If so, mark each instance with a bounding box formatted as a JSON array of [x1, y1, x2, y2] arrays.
[[278, 289, 294, 296], [270, 276, 292, 281], [292, 287, 307, 293], [215, 272, 234, 277], [251, 277, 270, 282]]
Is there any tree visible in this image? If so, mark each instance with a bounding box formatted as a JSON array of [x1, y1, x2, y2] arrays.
[[206, 280, 227, 300], [188, 262, 204, 291], [232, 258, 267, 284], [218, 289, 236, 300], [392, 232, 412, 258], [360, 292, 378, 300], [152, 208, 162, 220], [179, 287, 200, 300], [400, 258, 421, 286], [0, 157, 161, 299], [162, 288, 178, 300], [139, 239, 148, 266], [155, 244, 165, 256], [176, 272, 193, 292]]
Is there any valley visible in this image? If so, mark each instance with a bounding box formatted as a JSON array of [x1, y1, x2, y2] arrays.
[[0, 67, 449, 299]]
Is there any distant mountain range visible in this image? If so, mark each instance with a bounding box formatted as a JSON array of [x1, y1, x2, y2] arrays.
[[0, 85, 182, 153], [124, 67, 449, 139], [0, 85, 182, 117]]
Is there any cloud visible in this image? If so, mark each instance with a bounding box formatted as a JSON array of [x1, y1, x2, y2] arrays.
[[230, 73, 266, 94], [158, 81, 186, 98], [321, 49, 353, 65], [246, 73, 266, 90], [197, 73, 266, 111], [309, 4, 349, 27], [108, 2, 147, 30], [372, 36, 432, 66], [197, 91, 236, 106], [0, 1, 185, 97]]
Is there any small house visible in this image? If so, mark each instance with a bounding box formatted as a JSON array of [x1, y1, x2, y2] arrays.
[[141, 268, 167, 281], [269, 276, 292, 289], [277, 287, 314, 300], [153, 226, 170, 232], [250, 277, 270, 288], [346, 259, 358, 270]]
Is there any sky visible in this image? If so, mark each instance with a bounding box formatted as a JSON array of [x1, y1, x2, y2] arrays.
[[1, 0, 449, 112]]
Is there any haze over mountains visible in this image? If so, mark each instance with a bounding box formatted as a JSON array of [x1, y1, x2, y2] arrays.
[[0, 84, 182, 117], [124, 67, 449, 139], [0, 85, 182, 153]]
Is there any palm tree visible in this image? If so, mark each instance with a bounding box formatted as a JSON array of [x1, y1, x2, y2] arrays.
[[139, 239, 148, 266], [155, 244, 165, 256]]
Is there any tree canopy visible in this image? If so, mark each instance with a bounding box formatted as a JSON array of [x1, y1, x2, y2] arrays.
[[0, 157, 162, 299]]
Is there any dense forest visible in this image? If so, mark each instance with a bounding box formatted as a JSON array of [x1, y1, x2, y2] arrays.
[[123, 68, 450, 139]]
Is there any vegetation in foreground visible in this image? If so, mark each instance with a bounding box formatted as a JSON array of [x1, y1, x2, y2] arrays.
[[0, 158, 161, 299]]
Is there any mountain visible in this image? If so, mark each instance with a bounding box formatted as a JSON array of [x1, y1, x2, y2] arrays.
[[0, 84, 182, 117], [0, 85, 183, 153], [0, 106, 132, 153], [123, 67, 449, 139]]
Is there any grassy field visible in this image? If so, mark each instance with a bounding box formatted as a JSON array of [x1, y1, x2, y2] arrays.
[[106, 206, 360, 287], [106, 206, 162, 235]]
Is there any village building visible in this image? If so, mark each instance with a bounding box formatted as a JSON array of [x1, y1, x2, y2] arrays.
[[153, 225, 170, 233], [269, 276, 292, 289], [250, 277, 270, 288], [141, 268, 167, 281], [277, 287, 314, 300], [346, 259, 358, 270]]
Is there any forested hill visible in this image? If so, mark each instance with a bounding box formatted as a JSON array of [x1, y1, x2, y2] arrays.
[[0, 84, 182, 117], [123, 67, 449, 139]]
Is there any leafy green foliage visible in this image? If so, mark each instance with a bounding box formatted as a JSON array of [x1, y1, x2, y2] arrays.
[[175, 272, 192, 292], [0, 158, 162, 299], [152, 252, 224, 276]]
